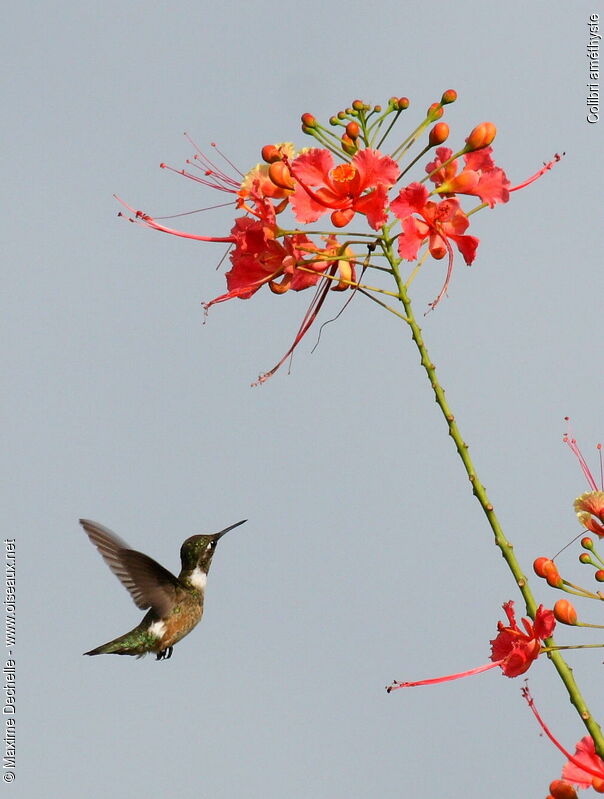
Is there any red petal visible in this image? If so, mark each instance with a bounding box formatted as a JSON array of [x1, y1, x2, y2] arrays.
[[390, 183, 430, 220], [563, 737, 604, 788], [396, 217, 428, 261], [355, 184, 390, 230], [533, 605, 556, 640], [351, 148, 400, 189]]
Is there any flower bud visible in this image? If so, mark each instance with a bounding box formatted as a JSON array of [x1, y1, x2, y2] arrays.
[[397, 97, 409, 110], [341, 134, 358, 156], [579, 552, 592, 564], [301, 113, 316, 128], [427, 102, 443, 121], [352, 99, 364, 111], [595, 569, 604, 582], [331, 209, 353, 228], [554, 599, 577, 625], [592, 776, 604, 793], [441, 89, 457, 105], [466, 122, 497, 151], [345, 121, 360, 139], [533, 557, 554, 578], [546, 566, 563, 588], [268, 161, 294, 191], [429, 122, 449, 147], [549, 780, 579, 799], [582, 536, 594, 550], [261, 144, 281, 164]]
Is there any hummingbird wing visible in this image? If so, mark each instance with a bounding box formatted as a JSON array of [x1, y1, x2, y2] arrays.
[[80, 519, 181, 618]]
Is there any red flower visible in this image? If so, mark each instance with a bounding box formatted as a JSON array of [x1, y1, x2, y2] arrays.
[[205, 217, 329, 308], [390, 182, 479, 308], [426, 146, 511, 207], [290, 148, 399, 229], [387, 601, 553, 692], [489, 601, 555, 677]]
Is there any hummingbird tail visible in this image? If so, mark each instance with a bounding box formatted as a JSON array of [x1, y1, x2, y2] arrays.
[[83, 630, 150, 657]]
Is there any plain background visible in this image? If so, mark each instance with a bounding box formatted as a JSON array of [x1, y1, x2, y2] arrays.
[[4, 1, 604, 796]]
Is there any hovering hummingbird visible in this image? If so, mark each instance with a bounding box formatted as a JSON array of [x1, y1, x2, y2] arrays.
[[80, 518, 246, 660]]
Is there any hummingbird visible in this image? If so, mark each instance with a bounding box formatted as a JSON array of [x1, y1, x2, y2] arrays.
[[80, 517, 246, 660]]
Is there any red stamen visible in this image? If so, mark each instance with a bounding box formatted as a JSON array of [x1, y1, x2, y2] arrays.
[[253, 263, 339, 385], [563, 418, 601, 491], [184, 132, 243, 183], [387, 660, 501, 692], [114, 195, 234, 243], [509, 153, 563, 192], [522, 684, 604, 781], [427, 235, 455, 311]]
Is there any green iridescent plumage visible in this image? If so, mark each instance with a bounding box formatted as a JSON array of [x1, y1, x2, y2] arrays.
[[80, 518, 246, 660]]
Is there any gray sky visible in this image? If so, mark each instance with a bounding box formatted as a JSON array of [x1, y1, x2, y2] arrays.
[[4, 1, 604, 796]]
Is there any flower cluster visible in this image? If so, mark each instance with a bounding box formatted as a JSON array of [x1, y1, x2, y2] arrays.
[[118, 92, 560, 382]]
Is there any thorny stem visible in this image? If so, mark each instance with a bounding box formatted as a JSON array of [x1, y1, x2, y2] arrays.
[[381, 239, 604, 757]]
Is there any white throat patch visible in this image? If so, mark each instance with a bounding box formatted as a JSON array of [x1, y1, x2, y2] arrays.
[[188, 567, 208, 590]]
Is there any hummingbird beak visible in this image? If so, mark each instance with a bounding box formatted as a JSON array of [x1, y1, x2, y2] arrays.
[[214, 519, 247, 540]]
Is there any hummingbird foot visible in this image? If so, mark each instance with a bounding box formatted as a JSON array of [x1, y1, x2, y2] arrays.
[[156, 646, 173, 661]]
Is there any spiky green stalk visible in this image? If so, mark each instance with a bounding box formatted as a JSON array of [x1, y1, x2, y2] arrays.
[[380, 239, 604, 757]]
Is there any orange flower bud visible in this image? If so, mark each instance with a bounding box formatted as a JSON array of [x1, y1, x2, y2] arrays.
[[582, 536, 594, 549], [352, 99, 364, 111], [533, 557, 554, 578], [268, 161, 294, 191], [331, 209, 353, 227], [533, 557, 562, 587], [427, 102, 443, 121], [592, 776, 604, 793], [373, 104, 382, 112], [441, 89, 457, 105], [429, 122, 449, 147], [546, 566, 563, 588], [579, 552, 592, 564], [397, 97, 409, 110], [595, 569, 604, 582], [554, 599, 578, 625], [466, 121, 497, 151], [345, 121, 360, 139], [301, 113, 316, 128], [549, 780, 579, 799], [341, 134, 357, 156], [261, 144, 281, 164]]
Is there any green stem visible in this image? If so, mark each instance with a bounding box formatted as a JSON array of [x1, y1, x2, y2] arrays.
[[385, 247, 604, 757]]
